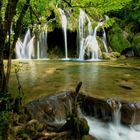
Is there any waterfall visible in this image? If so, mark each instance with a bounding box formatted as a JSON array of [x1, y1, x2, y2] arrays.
[[91, 22, 103, 60], [102, 15, 109, 53], [38, 25, 48, 59], [27, 91, 140, 140], [86, 104, 140, 140], [27, 36, 35, 59], [79, 35, 99, 60], [37, 40, 40, 59], [87, 16, 93, 35], [16, 26, 48, 59], [113, 103, 122, 130], [22, 29, 31, 59], [102, 28, 109, 53], [79, 20, 103, 60], [78, 10, 109, 60], [78, 9, 90, 60], [58, 8, 68, 59], [16, 29, 32, 59], [78, 10, 101, 60], [16, 30, 35, 59], [16, 38, 23, 59]]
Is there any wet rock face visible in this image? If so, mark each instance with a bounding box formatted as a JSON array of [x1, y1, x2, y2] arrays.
[[79, 94, 140, 124], [26, 91, 140, 125], [26, 91, 73, 124], [121, 48, 134, 57], [79, 94, 113, 122], [121, 101, 140, 124]]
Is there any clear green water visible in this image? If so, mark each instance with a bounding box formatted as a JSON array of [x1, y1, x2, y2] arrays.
[[9, 58, 140, 103]]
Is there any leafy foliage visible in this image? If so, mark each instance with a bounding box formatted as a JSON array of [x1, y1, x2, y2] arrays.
[[0, 93, 13, 137], [17, 0, 133, 31], [108, 24, 132, 52]]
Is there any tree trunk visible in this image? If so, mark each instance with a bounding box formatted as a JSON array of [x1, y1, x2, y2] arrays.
[[0, 0, 30, 93], [0, 27, 7, 93], [5, 0, 30, 92], [0, 0, 19, 93]]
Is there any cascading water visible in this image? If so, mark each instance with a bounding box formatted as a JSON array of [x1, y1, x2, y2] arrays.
[[38, 25, 48, 59], [16, 38, 23, 59], [16, 29, 33, 59], [86, 101, 140, 140], [16, 26, 48, 59], [79, 22, 103, 60], [86, 115, 140, 140], [58, 8, 68, 59], [78, 10, 98, 60], [78, 9, 93, 60], [28, 36, 36, 59], [22, 29, 31, 59], [78, 10, 109, 60], [102, 15, 109, 53], [102, 28, 109, 53], [27, 91, 140, 140], [113, 102, 122, 130], [78, 9, 86, 58]]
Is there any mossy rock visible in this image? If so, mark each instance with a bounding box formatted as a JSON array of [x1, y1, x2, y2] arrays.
[[79, 117, 89, 136], [62, 115, 89, 137], [108, 25, 132, 53]]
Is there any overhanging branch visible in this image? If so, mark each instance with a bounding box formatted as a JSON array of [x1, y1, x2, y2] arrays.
[[62, 0, 95, 8], [30, 6, 41, 24], [4, 0, 19, 32], [62, 0, 72, 7]]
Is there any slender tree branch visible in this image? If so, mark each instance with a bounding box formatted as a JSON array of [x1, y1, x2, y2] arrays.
[[72, 82, 82, 116], [30, 6, 33, 26], [4, 0, 18, 32], [13, 0, 30, 43], [62, 0, 72, 7], [15, 65, 24, 100], [71, 5, 96, 8], [62, 0, 95, 8], [30, 6, 41, 24]]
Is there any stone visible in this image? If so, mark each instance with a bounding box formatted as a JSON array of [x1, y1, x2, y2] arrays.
[[79, 93, 140, 124], [26, 91, 140, 127]]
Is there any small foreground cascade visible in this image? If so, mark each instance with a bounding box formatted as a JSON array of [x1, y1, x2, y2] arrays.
[[27, 92, 140, 140], [85, 98, 140, 140]]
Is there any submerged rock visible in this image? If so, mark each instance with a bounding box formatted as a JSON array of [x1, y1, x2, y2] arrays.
[[119, 84, 132, 90]]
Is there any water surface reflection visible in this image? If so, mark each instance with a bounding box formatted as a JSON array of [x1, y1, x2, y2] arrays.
[[9, 59, 140, 102]]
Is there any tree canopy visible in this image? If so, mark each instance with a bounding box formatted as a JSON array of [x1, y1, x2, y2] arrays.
[[20, 0, 133, 30]]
